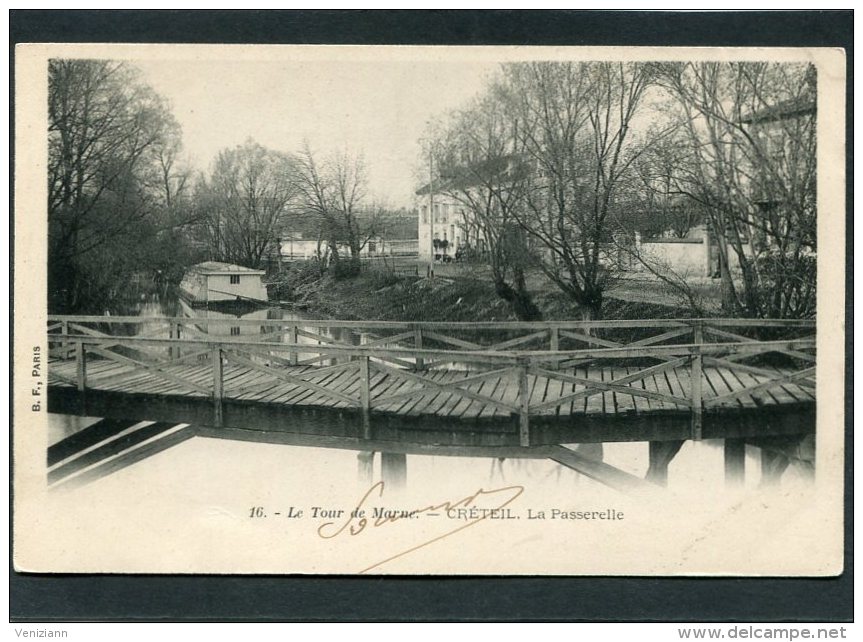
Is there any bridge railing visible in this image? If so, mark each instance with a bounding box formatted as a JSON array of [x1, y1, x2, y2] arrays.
[[47, 314, 814, 360], [47, 316, 815, 446]]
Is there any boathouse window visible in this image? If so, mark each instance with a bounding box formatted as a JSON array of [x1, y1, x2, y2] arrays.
[[230, 327, 240, 336], [230, 274, 240, 284]]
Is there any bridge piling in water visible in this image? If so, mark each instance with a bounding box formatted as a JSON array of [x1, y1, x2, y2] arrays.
[[212, 346, 223, 427], [646, 440, 685, 486], [724, 438, 747, 486], [358, 451, 375, 485], [690, 321, 704, 441], [381, 453, 407, 489]]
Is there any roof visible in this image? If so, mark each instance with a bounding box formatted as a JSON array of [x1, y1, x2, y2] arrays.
[[415, 154, 530, 196], [740, 96, 816, 125], [192, 261, 266, 275]]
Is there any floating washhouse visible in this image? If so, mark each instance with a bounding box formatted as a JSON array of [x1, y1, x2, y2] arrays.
[[179, 261, 268, 306]]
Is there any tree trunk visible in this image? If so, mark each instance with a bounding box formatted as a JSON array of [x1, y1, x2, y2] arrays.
[[579, 287, 603, 322], [493, 269, 542, 322]]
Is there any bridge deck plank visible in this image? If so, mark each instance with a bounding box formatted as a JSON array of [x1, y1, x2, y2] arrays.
[[624, 366, 647, 414], [400, 370, 447, 417], [715, 367, 754, 409], [48, 356, 812, 422], [664, 369, 685, 409], [457, 375, 492, 419], [444, 371, 482, 416], [702, 366, 732, 409], [636, 368, 656, 413], [78, 361, 130, 385], [600, 368, 614, 415], [764, 367, 805, 405], [449, 374, 487, 419], [739, 370, 779, 407], [568, 368, 583, 416], [645, 370, 670, 411], [423, 371, 463, 417], [90, 363, 158, 392]]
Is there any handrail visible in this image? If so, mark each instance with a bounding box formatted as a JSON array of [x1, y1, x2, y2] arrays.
[[47, 332, 816, 364], [47, 314, 816, 330], [47, 324, 816, 449]]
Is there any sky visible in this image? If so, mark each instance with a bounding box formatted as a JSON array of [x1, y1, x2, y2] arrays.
[[135, 57, 499, 206]]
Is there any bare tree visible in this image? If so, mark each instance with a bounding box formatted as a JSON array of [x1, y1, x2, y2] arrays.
[[294, 143, 380, 277], [500, 61, 653, 320], [624, 134, 707, 240], [426, 93, 542, 321], [203, 139, 297, 269], [652, 61, 816, 318]]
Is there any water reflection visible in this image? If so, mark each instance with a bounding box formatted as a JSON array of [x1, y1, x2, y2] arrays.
[[106, 291, 358, 364], [48, 409, 812, 496]]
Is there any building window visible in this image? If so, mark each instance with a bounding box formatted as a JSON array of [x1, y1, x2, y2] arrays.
[[230, 274, 240, 284], [230, 327, 240, 336], [450, 225, 455, 241], [421, 206, 428, 224], [434, 204, 441, 222], [442, 204, 449, 223]]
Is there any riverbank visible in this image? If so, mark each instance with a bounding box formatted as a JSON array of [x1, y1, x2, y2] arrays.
[[277, 267, 692, 322]]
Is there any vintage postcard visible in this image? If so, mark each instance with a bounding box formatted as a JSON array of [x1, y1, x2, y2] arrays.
[[13, 44, 845, 576]]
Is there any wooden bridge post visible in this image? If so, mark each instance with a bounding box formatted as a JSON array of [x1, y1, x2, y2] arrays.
[[724, 438, 746, 487], [357, 451, 375, 485], [414, 326, 424, 371], [690, 321, 703, 441], [289, 324, 298, 366], [549, 327, 560, 370], [645, 440, 684, 487], [75, 341, 87, 392], [760, 448, 789, 487], [518, 361, 530, 447], [381, 452, 407, 490], [75, 340, 87, 415], [359, 355, 372, 439], [61, 319, 69, 358], [170, 321, 181, 360], [212, 346, 223, 428]]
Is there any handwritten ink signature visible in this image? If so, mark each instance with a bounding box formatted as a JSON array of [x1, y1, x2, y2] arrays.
[[316, 480, 525, 573]]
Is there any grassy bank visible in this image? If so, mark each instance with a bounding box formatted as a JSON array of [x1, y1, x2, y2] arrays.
[[274, 264, 691, 322]]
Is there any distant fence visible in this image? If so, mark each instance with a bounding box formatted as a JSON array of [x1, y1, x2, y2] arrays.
[[634, 232, 751, 277], [279, 239, 418, 262]]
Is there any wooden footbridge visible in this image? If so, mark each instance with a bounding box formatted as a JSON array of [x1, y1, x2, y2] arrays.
[[46, 315, 816, 491]]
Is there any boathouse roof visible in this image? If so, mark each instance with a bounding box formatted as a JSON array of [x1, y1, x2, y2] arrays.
[[192, 261, 266, 275]]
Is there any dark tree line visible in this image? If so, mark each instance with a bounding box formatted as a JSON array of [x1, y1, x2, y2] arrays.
[[48, 59, 197, 313]]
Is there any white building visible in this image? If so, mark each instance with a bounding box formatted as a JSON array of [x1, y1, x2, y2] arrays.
[[415, 189, 476, 261], [179, 261, 268, 305], [280, 233, 419, 261]]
